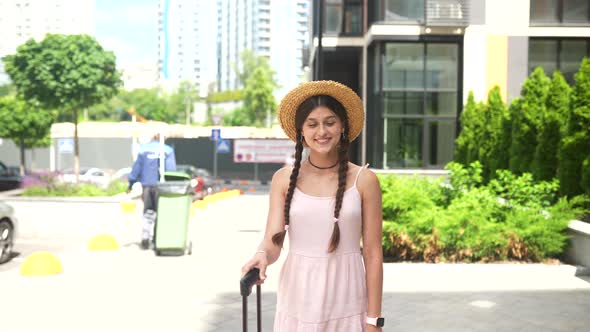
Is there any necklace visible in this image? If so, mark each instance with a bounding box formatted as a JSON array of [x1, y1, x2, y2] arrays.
[[308, 156, 339, 169]]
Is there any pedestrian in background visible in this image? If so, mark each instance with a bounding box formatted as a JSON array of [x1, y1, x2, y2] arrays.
[[128, 132, 176, 250], [242, 81, 384, 331]]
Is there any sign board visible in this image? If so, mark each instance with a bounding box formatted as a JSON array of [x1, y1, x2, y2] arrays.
[[58, 138, 74, 154], [216, 139, 231, 153], [210, 128, 221, 141], [234, 139, 296, 164]]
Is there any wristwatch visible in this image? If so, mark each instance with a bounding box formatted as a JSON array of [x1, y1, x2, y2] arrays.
[[366, 316, 385, 327]]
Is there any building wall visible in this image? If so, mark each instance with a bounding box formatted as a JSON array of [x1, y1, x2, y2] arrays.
[[0, 137, 132, 172], [157, 0, 218, 91], [218, 0, 308, 99], [270, 0, 309, 101], [0, 139, 50, 171]]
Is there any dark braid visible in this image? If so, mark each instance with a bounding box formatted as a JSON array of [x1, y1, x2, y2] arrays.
[[328, 130, 350, 253], [272, 132, 304, 247]]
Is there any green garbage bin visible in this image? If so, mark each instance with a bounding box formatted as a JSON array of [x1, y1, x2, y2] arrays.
[[154, 171, 193, 256]]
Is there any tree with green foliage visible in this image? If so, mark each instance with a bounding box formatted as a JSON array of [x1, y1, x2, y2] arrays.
[[0, 96, 56, 175], [481, 86, 508, 180], [0, 84, 15, 97], [3, 34, 121, 179], [237, 50, 267, 88], [533, 71, 571, 181], [223, 107, 248, 126], [455, 92, 485, 165], [243, 66, 277, 127], [559, 58, 590, 196], [168, 81, 200, 124], [207, 90, 243, 103], [87, 88, 173, 122], [509, 67, 550, 175]]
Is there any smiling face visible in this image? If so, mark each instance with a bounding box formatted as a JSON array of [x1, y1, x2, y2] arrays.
[[301, 106, 344, 154]]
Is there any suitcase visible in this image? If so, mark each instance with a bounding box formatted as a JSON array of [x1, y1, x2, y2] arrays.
[[240, 268, 262, 332]]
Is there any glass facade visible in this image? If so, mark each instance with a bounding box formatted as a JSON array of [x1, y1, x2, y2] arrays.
[[529, 38, 590, 83], [530, 0, 590, 25], [370, 41, 460, 169], [323, 0, 363, 35]]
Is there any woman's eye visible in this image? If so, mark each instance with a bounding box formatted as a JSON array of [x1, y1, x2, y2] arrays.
[[326, 122, 336, 126], [308, 123, 317, 128]]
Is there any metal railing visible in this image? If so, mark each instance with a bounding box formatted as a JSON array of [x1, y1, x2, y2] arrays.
[[425, 0, 469, 26]]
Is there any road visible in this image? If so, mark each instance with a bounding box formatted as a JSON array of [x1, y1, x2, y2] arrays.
[[1, 194, 590, 331]]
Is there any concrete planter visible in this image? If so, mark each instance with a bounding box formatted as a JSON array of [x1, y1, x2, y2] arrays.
[[565, 220, 590, 269]]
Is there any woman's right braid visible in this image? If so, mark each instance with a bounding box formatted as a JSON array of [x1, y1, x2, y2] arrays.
[[328, 133, 350, 252], [272, 133, 304, 247]]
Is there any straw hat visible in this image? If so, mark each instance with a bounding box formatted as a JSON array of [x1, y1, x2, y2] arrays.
[[277, 80, 365, 142]]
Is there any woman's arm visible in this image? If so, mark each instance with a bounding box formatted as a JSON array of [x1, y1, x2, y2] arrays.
[[258, 167, 290, 264], [241, 167, 289, 281], [358, 169, 384, 327]]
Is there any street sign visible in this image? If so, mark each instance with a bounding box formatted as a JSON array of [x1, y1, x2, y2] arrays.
[[211, 128, 221, 141], [216, 139, 231, 153], [58, 138, 74, 154]]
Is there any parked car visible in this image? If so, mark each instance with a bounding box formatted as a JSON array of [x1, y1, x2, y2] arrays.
[[0, 161, 22, 191], [0, 201, 17, 264], [59, 167, 112, 189], [111, 167, 132, 183]]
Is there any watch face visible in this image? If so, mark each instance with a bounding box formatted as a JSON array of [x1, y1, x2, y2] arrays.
[[377, 317, 385, 327]]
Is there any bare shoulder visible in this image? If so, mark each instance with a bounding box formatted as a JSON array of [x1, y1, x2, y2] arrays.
[[355, 165, 381, 196], [270, 166, 292, 194]]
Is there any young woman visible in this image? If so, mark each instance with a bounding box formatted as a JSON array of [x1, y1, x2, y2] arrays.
[[241, 81, 384, 331]]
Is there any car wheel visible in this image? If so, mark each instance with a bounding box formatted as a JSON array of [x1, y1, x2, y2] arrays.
[[0, 220, 14, 264]]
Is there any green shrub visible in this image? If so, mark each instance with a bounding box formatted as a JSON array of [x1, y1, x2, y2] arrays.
[[380, 166, 575, 263], [22, 180, 127, 197]]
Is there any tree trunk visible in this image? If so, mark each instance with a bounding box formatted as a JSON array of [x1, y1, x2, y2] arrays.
[[19, 137, 25, 176], [31, 148, 36, 171], [74, 109, 80, 182]]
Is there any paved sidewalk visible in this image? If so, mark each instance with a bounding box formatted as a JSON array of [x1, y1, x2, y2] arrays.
[[1, 195, 589, 332]]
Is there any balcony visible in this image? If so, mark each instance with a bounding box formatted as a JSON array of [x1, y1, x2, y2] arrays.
[[425, 0, 469, 26], [372, 0, 469, 27]]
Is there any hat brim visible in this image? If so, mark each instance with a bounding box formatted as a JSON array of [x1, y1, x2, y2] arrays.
[[278, 80, 365, 142]]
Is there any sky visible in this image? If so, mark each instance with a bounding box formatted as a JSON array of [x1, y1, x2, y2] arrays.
[[95, 0, 159, 68]]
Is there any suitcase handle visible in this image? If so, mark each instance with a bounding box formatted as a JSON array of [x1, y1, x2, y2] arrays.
[[241, 268, 262, 332], [240, 267, 260, 297]]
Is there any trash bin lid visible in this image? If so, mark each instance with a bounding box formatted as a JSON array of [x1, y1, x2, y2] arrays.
[[164, 171, 191, 182], [157, 181, 192, 195]]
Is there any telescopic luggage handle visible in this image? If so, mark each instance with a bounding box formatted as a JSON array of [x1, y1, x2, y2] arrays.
[[240, 268, 261, 332], [240, 267, 260, 296]]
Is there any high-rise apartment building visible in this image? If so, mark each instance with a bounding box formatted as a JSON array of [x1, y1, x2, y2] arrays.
[[309, 0, 590, 169], [0, 0, 95, 84], [217, 0, 310, 99], [218, 0, 270, 92], [157, 0, 218, 94], [270, 0, 310, 100]]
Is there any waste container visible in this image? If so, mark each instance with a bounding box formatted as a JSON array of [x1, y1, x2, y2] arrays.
[[154, 171, 193, 256]]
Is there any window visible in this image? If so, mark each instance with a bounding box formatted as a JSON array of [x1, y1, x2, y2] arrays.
[[378, 41, 460, 168], [529, 38, 590, 83], [323, 0, 362, 35], [530, 0, 590, 25], [385, 0, 424, 22]]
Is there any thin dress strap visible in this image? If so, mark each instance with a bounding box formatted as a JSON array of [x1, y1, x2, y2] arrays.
[[354, 164, 370, 187]]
